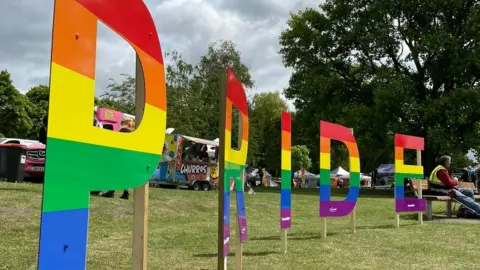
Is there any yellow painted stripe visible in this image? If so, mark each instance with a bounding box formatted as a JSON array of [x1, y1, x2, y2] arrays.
[[350, 157, 360, 173], [395, 160, 423, 175], [320, 152, 330, 170], [224, 130, 248, 166], [48, 62, 166, 155], [281, 150, 291, 170]]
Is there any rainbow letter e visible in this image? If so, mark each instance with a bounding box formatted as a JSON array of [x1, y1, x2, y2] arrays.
[[280, 111, 292, 228], [222, 67, 249, 256], [319, 121, 360, 217], [38, 0, 166, 269], [394, 134, 426, 212]]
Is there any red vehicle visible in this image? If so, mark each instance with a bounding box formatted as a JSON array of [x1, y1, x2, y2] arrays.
[[0, 138, 46, 180], [24, 143, 46, 179]]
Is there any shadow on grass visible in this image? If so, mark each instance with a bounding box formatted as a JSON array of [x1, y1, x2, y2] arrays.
[[194, 251, 277, 258], [251, 232, 343, 241], [252, 187, 396, 198]]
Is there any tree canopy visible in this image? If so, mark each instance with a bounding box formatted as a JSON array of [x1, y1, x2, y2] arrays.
[[280, 0, 480, 173]]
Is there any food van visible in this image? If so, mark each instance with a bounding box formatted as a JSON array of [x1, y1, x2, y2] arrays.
[[150, 134, 219, 191]]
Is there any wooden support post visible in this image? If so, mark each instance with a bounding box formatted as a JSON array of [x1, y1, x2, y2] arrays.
[[235, 214, 243, 269], [417, 150, 423, 224], [321, 218, 327, 238], [350, 207, 356, 234], [426, 201, 433, 220], [217, 72, 227, 270], [280, 229, 287, 254], [132, 54, 148, 270], [349, 128, 356, 233]]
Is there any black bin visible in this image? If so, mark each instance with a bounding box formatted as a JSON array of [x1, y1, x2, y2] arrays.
[[0, 144, 27, 183]]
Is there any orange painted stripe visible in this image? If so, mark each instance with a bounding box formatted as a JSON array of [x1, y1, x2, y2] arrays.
[[282, 131, 291, 151], [320, 137, 330, 153], [225, 99, 249, 141], [241, 113, 248, 141], [395, 147, 403, 161], [134, 44, 166, 111], [345, 141, 359, 158], [51, 0, 97, 79]]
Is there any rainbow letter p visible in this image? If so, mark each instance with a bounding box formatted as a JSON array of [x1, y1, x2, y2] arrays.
[[222, 67, 249, 256], [38, 0, 166, 269]]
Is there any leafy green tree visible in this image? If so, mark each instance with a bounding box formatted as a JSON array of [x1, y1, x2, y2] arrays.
[[291, 145, 312, 171], [98, 74, 136, 115], [280, 0, 480, 174], [0, 70, 33, 138], [190, 40, 254, 141], [25, 85, 50, 139], [249, 92, 288, 172], [25, 85, 49, 113]]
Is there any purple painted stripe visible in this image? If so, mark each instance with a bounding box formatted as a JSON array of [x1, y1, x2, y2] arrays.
[[280, 208, 291, 229], [238, 216, 248, 242], [223, 223, 230, 256], [395, 198, 426, 212], [319, 201, 356, 217]]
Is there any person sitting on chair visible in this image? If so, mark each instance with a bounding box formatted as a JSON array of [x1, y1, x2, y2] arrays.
[[429, 155, 480, 218]]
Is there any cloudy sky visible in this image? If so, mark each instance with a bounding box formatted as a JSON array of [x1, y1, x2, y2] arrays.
[[0, 0, 319, 106]]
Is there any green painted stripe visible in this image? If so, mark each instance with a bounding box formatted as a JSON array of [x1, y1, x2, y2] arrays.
[[224, 161, 245, 192], [349, 172, 360, 187], [42, 138, 161, 212], [395, 173, 424, 185], [320, 168, 330, 185], [281, 169, 291, 190]]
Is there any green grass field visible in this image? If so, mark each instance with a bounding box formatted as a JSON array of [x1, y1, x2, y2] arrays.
[[1, 182, 479, 270]]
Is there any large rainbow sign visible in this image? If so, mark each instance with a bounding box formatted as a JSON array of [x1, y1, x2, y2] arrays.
[[319, 121, 360, 217], [222, 67, 249, 256], [394, 134, 426, 212], [280, 111, 292, 229], [38, 0, 166, 269]]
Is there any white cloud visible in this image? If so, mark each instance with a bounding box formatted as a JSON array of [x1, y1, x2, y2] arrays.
[[0, 0, 320, 111]]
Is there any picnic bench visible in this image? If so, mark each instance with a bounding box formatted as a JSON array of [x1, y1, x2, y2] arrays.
[[409, 179, 480, 220]]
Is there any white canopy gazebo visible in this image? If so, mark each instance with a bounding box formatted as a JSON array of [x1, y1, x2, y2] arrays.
[[330, 166, 349, 177]]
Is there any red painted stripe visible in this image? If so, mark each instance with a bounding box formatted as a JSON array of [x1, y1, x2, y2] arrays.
[[395, 134, 424, 150], [282, 111, 291, 133], [226, 66, 248, 116], [320, 121, 355, 143], [77, 0, 163, 64]]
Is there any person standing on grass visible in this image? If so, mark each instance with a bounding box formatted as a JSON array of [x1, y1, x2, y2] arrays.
[[429, 155, 480, 218], [101, 119, 135, 200]]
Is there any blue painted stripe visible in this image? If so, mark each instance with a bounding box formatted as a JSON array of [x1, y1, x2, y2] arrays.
[[38, 208, 89, 270], [223, 192, 230, 224], [320, 185, 331, 201], [395, 186, 404, 199], [280, 189, 291, 209], [345, 186, 360, 202], [235, 191, 246, 217]]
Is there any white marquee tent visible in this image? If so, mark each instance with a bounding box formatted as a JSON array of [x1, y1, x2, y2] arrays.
[[330, 166, 350, 177]]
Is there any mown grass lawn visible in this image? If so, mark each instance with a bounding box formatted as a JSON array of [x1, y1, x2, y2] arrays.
[[1, 182, 479, 270]]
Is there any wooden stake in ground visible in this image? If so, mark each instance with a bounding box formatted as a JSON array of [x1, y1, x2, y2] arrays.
[[417, 150, 423, 224], [350, 128, 356, 234], [132, 54, 149, 270], [217, 71, 227, 270], [280, 111, 292, 253]]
